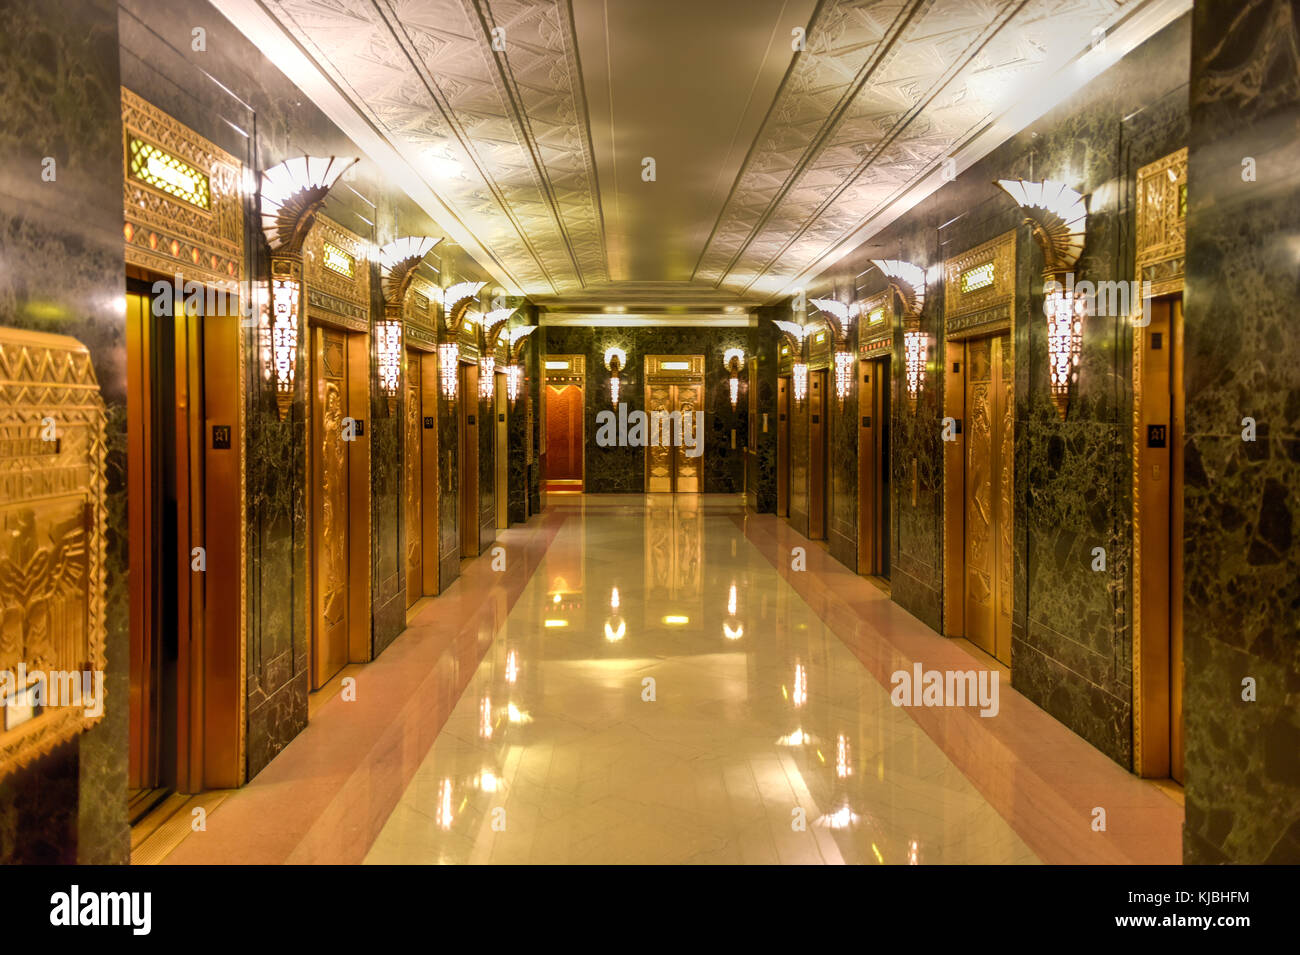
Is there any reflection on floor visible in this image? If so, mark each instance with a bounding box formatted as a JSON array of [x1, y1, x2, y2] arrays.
[[161, 495, 1182, 865]]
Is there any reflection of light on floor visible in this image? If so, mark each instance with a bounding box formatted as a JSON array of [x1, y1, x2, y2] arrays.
[[505, 649, 518, 685], [662, 615, 689, 625], [908, 840, 919, 865], [723, 621, 743, 640], [507, 702, 531, 724], [610, 586, 620, 611], [793, 663, 807, 707], [604, 619, 625, 642], [479, 696, 492, 739], [815, 801, 860, 830], [776, 728, 812, 746], [872, 843, 884, 864], [836, 734, 851, 778], [478, 771, 499, 793], [727, 583, 737, 616], [544, 619, 568, 628], [436, 779, 454, 830]]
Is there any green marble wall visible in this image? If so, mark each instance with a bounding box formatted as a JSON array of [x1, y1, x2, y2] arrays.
[[1182, 0, 1300, 863]]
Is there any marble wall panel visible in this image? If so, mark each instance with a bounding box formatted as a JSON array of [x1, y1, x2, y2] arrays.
[[1182, 0, 1300, 864]]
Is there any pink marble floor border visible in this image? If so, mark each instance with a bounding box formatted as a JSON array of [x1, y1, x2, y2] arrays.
[[162, 510, 567, 865], [735, 511, 1184, 865]]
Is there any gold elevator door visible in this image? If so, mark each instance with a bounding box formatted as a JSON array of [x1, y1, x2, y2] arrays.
[[963, 333, 1013, 664], [405, 349, 423, 610], [312, 326, 351, 689], [645, 382, 702, 493]]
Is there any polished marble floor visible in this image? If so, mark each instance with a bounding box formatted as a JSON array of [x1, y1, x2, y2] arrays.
[[160, 495, 1182, 865]]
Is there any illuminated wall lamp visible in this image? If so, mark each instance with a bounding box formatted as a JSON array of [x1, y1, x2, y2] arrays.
[[792, 362, 808, 404], [604, 346, 626, 405], [479, 355, 495, 399], [259, 154, 359, 420], [378, 236, 441, 414], [872, 259, 929, 409], [438, 343, 459, 399], [833, 351, 854, 403], [723, 347, 745, 409], [505, 325, 537, 405], [996, 179, 1088, 419]]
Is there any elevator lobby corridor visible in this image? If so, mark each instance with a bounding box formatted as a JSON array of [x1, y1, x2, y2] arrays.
[[153, 497, 1178, 866]]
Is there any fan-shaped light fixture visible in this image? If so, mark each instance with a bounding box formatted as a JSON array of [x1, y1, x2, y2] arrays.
[[376, 236, 441, 412], [258, 156, 358, 421], [439, 343, 459, 399], [505, 326, 537, 404], [604, 346, 627, 405], [260, 156, 358, 254], [872, 259, 929, 408], [997, 179, 1089, 418]]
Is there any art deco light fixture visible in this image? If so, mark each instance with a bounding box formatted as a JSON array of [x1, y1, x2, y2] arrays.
[[723, 347, 745, 409], [506, 325, 537, 404], [871, 259, 929, 409], [438, 343, 459, 399], [792, 361, 808, 404], [773, 319, 816, 405], [603, 346, 627, 405], [479, 355, 495, 399], [378, 236, 441, 412], [996, 179, 1088, 419], [259, 155, 358, 420], [811, 298, 857, 404]]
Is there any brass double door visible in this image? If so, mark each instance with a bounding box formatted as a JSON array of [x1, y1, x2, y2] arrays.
[[858, 357, 890, 576], [961, 333, 1014, 664], [645, 381, 702, 494], [404, 348, 439, 609]]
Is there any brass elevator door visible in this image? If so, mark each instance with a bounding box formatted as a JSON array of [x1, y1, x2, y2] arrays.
[[777, 377, 790, 516], [645, 382, 702, 493], [1138, 296, 1185, 783], [809, 370, 827, 539], [312, 327, 350, 689], [858, 358, 889, 576], [963, 334, 1013, 664], [495, 372, 509, 528], [459, 362, 480, 557], [405, 350, 423, 609]]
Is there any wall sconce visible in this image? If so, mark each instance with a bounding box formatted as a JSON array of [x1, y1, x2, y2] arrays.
[[810, 298, 856, 404], [604, 346, 626, 405], [833, 351, 854, 404], [996, 179, 1088, 419], [479, 355, 495, 399], [438, 342, 459, 399], [378, 236, 442, 413], [505, 325, 537, 404], [792, 362, 808, 403], [723, 347, 745, 409], [259, 155, 359, 420], [441, 281, 486, 336], [872, 259, 929, 408]]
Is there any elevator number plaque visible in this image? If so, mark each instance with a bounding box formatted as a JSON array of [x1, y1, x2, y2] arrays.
[[1147, 424, 1167, 448]]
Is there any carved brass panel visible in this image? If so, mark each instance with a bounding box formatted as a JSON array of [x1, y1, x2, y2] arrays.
[[1135, 148, 1188, 299], [305, 216, 370, 333], [121, 88, 243, 291], [645, 382, 674, 494], [857, 290, 893, 357], [644, 354, 703, 494], [962, 334, 1013, 663], [944, 231, 1016, 339], [312, 327, 350, 688], [0, 329, 107, 778]]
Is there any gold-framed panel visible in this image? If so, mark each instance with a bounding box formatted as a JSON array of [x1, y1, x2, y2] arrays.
[[121, 88, 243, 291], [644, 354, 704, 382], [545, 354, 586, 386], [305, 215, 370, 334], [1132, 147, 1187, 777], [0, 330, 107, 779], [858, 290, 893, 357], [943, 230, 1016, 340], [405, 275, 440, 353]]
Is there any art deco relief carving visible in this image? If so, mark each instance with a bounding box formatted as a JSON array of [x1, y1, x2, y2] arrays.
[[1135, 148, 1188, 298], [0, 330, 107, 779], [943, 231, 1017, 339], [857, 290, 893, 357], [305, 215, 371, 333], [121, 88, 244, 291]]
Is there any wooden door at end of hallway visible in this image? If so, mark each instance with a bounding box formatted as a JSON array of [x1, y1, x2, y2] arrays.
[[544, 384, 583, 487], [808, 369, 827, 539], [777, 376, 790, 517], [858, 357, 890, 576], [962, 333, 1013, 665]]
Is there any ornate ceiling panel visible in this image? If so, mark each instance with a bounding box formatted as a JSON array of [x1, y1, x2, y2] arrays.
[[246, 0, 1169, 305]]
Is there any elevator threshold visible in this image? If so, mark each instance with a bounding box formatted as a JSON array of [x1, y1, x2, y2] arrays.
[[130, 789, 231, 865]]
